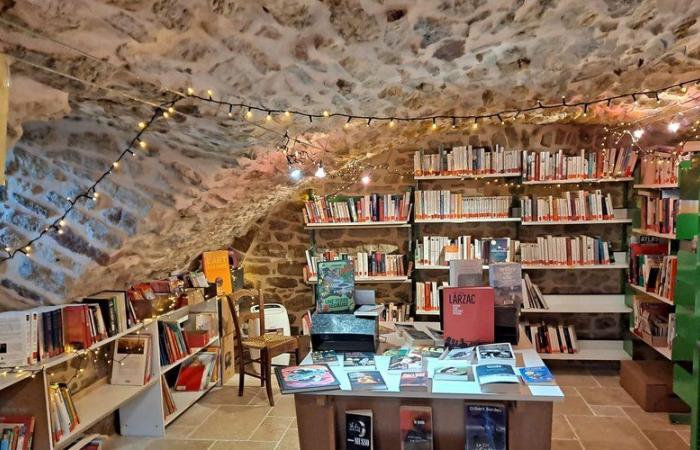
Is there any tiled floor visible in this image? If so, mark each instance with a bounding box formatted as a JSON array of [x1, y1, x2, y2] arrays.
[[108, 366, 691, 450]]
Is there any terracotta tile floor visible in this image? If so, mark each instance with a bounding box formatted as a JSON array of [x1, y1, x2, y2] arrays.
[[108, 366, 691, 450]]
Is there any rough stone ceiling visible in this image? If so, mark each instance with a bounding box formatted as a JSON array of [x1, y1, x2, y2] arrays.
[[1, 0, 700, 306]]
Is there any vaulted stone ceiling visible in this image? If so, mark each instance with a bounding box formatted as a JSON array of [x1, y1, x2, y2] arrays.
[[1, 0, 700, 307]]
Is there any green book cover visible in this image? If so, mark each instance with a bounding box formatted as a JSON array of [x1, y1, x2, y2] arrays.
[[316, 260, 355, 313]]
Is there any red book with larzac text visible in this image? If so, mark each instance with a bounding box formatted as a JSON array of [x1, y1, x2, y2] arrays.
[[440, 287, 494, 348]]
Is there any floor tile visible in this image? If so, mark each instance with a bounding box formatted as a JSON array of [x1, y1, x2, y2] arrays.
[[550, 368, 600, 387], [268, 394, 297, 417], [107, 437, 155, 450], [676, 429, 691, 445], [554, 393, 594, 416], [145, 439, 214, 450], [642, 429, 690, 450], [209, 441, 277, 450], [622, 406, 690, 432], [576, 387, 637, 406], [190, 405, 270, 440], [163, 425, 196, 439], [589, 405, 625, 417], [551, 440, 583, 450], [567, 415, 654, 450], [249, 416, 294, 441], [200, 386, 262, 406], [552, 415, 576, 440], [276, 428, 300, 450], [169, 403, 218, 428]]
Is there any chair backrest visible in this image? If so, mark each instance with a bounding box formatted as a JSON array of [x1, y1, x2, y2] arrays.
[[225, 289, 265, 343]]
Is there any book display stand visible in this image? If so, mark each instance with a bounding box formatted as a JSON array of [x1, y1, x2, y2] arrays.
[[0, 297, 223, 450]]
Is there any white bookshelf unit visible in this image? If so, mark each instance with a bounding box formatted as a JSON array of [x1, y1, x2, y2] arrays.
[[539, 340, 631, 361], [0, 297, 223, 450]]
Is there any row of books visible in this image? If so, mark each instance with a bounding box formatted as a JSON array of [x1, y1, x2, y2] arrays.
[[413, 145, 521, 176], [0, 416, 34, 450], [158, 321, 190, 366], [304, 250, 407, 279], [639, 190, 679, 235], [174, 350, 220, 391], [48, 383, 79, 444], [519, 190, 615, 222], [522, 148, 637, 181], [522, 323, 579, 354], [415, 191, 512, 220], [519, 235, 614, 266], [0, 291, 139, 367], [380, 303, 411, 323], [303, 193, 412, 224], [631, 254, 678, 301], [638, 154, 678, 185], [415, 281, 447, 313], [632, 296, 673, 348], [415, 236, 516, 266], [522, 274, 548, 310]]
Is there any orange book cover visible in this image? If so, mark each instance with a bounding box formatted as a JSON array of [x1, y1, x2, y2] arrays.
[[202, 250, 233, 294]]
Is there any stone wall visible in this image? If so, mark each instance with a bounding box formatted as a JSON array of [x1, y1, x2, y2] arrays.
[[238, 123, 628, 338]]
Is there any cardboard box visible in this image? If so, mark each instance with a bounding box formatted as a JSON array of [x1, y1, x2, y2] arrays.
[[620, 360, 689, 413], [221, 332, 236, 383], [219, 297, 235, 337]]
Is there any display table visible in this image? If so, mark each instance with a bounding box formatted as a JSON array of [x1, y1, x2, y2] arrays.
[[294, 322, 564, 450]]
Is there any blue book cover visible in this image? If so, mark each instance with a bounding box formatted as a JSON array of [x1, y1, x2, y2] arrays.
[[518, 366, 556, 385], [465, 403, 507, 450]]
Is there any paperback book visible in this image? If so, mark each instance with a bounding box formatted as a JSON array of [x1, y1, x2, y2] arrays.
[[488, 263, 523, 306], [274, 364, 341, 394], [518, 366, 556, 385], [476, 343, 515, 365], [441, 287, 495, 347], [465, 403, 507, 450], [440, 347, 474, 361], [110, 334, 153, 386], [0, 416, 35, 450], [433, 366, 474, 382], [400, 372, 429, 392], [316, 260, 355, 313], [343, 352, 376, 370], [388, 352, 424, 372], [347, 371, 388, 391], [399, 406, 433, 450], [346, 410, 373, 450], [311, 350, 339, 366], [474, 364, 520, 385]]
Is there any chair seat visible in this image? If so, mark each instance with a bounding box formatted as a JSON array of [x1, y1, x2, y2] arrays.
[[242, 334, 297, 350]]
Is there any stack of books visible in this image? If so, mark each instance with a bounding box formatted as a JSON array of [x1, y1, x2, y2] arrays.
[[415, 236, 518, 266], [639, 190, 680, 235], [632, 296, 672, 348], [631, 254, 677, 301], [522, 148, 637, 181], [0, 416, 34, 450], [638, 154, 678, 185], [415, 191, 512, 220], [415, 281, 447, 313], [48, 383, 79, 443], [519, 235, 613, 266], [83, 291, 140, 337], [521, 322, 579, 354], [304, 250, 407, 279], [519, 190, 614, 222], [158, 321, 190, 366], [303, 193, 411, 224], [413, 145, 520, 176], [522, 274, 548, 310]]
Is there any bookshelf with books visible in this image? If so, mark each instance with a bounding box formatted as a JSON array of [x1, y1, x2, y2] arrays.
[[521, 148, 637, 184], [0, 293, 224, 450]]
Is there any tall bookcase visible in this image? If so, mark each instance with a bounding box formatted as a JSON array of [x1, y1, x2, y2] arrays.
[[0, 296, 223, 450]]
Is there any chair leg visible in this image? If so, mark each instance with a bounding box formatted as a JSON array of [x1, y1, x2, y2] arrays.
[[294, 347, 300, 365], [264, 349, 274, 406], [260, 351, 266, 387], [238, 353, 246, 397]]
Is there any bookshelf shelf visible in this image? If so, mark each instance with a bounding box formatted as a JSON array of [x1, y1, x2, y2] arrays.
[[164, 381, 218, 426], [522, 294, 631, 314], [631, 228, 677, 239], [160, 335, 220, 375], [522, 177, 634, 185], [521, 218, 632, 226], [0, 371, 33, 391], [633, 183, 679, 189], [415, 309, 440, 316], [539, 340, 631, 361], [414, 172, 522, 180], [55, 377, 160, 450], [305, 221, 410, 229], [629, 329, 672, 360], [306, 276, 411, 285], [522, 261, 628, 270], [414, 217, 521, 224], [629, 283, 674, 306]]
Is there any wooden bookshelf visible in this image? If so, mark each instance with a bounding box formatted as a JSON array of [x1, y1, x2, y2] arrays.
[[522, 177, 634, 185], [305, 220, 410, 229], [414, 172, 522, 180], [631, 228, 677, 239], [629, 283, 674, 306]]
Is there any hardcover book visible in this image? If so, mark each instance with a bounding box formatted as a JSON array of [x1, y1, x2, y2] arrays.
[[400, 406, 433, 450], [400, 371, 429, 392], [441, 287, 495, 348], [448, 259, 484, 287], [488, 263, 523, 306], [433, 366, 474, 382], [388, 352, 424, 372], [311, 350, 339, 366], [343, 352, 376, 369], [396, 324, 435, 346], [316, 260, 355, 313], [474, 364, 519, 385], [110, 334, 152, 386], [476, 343, 515, 365], [487, 239, 511, 264], [465, 403, 507, 450], [346, 410, 373, 450], [518, 366, 556, 385], [347, 371, 388, 391], [274, 364, 341, 394]]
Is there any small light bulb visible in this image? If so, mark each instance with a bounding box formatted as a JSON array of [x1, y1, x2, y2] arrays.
[[139, 140, 147, 149], [361, 175, 370, 185], [266, 113, 272, 121], [323, 110, 330, 117], [633, 128, 645, 139], [431, 122, 437, 130], [4, 247, 10, 252], [93, 192, 100, 199], [138, 122, 146, 129], [112, 161, 119, 168], [168, 107, 175, 114], [58, 229, 64, 235], [389, 119, 395, 128], [207, 89, 214, 97], [668, 122, 681, 133], [284, 111, 290, 117], [344, 122, 350, 129], [246, 110, 253, 119], [24, 246, 31, 253], [681, 86, 688, 93], [472, 122, 478, 130], [187, 87, 195, 95], [315, 166, 326, 178]]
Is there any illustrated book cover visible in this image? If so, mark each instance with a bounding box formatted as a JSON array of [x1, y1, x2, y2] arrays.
[[347, 371, 388, 391], [343, 352, 376, 370], [465, 403, 507, 450], [316, 260, 355, 313], [399, 406, 433, 450], [346, 409, 373, 450], [274, 364, 341, 394]]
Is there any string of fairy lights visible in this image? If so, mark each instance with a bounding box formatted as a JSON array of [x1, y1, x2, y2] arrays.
[[2, 75, 700, 265]]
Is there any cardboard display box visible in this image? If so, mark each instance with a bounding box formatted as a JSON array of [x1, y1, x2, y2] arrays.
[[221, 332, 236, 383], [620, 360, 689, 413]]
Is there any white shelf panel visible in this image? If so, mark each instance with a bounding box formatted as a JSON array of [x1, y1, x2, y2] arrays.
[[522, 218, 632, 226], [414, 173, 522, 180], [164, 382, 217, 426], [630, 330, 672, 360], [415, 217, 521, 224], [633, 183, 679, 190], [629, 284, 674, 306], [522, 294, 630, 314], [631, 228, 676, 240], [0, 371, 33, 391], [306, 276, 410, 285], [539, 340, 630, 361], [415, 309, 440, 316], [160, 336, 220, 375], [522, 177, 633, 185], [522, 262, 628, 270], [305, 221, 410, 229], [55, 377, 159, 450], [414, 264, 451, 270]]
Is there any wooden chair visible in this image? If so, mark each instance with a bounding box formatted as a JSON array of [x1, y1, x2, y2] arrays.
[[226, 289, 299, 406]]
